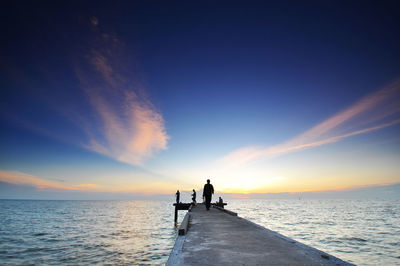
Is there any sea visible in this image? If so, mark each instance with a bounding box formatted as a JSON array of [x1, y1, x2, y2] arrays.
[[0, 199, 399, 265]]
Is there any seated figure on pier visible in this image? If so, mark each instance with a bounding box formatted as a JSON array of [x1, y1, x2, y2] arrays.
[[202, 179, 214, 211]]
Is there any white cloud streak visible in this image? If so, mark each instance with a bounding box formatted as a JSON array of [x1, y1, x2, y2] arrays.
[[219, 80, 400, 168]]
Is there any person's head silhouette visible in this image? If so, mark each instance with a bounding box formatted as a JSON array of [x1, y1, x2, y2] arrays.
[[207, 179, 210, 184]]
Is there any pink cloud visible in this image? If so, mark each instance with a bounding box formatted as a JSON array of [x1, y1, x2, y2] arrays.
[[75, 30, 169, 166]]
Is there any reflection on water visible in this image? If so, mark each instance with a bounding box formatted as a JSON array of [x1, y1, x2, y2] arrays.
[[228, 199, 400, 265], [1, 199, 399, 265], [0, 200, 185, 265]]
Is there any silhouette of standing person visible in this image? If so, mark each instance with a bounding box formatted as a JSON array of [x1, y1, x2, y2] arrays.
[[203, 179, 214, 211], [192, 189, 196, 203], [176, 190, 180, 204]]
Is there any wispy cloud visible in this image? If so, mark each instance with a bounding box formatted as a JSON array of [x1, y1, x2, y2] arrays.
[[2, 16, 169, 167], [0, 170, 179, 194], [219, 80, 400, 168], [75, 17, 169, 166], [0, 170, 99, 191]]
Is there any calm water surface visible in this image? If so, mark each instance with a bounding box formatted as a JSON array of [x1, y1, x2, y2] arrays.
[[1, 199, 399, 265], [229, 199, 400, 265], [0, 200, 184, 265]]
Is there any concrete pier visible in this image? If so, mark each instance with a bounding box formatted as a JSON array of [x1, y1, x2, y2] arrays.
[[167, 203, 353, 266]]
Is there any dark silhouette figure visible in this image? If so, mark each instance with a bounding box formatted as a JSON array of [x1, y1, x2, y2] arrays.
[[203, 179, 214, 210], [176, 190, 180, 203], [192, 189, 196, 203], [218, 197, 223, 205]]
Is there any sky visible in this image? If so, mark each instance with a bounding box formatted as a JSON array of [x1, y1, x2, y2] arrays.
[[1, 1, 400, 199]]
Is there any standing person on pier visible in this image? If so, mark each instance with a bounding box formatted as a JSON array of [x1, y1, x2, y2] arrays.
[[202, 179, 214, 211], [192, 189, 197, 204], [176, 190, 180, 203]]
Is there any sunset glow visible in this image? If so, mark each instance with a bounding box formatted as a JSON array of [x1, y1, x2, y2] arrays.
[[1, 2, 399, 199]]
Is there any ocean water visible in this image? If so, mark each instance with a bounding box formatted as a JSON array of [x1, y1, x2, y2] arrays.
[[228, 199, 400, 265], [0, 199, 399, 265], [0, 200, 184, 265]]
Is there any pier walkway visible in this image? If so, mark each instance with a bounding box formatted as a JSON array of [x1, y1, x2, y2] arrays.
[[168, 203, 352, 266]]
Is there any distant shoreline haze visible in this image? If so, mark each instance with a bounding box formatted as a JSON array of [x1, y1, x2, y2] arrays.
[[1, 182, 399, 200]]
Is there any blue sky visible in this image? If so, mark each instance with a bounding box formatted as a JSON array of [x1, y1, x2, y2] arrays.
[[1, 1, 400, 199]]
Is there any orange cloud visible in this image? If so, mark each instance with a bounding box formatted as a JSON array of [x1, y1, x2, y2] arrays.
[[71, 183, 101, 190], [219, 80, 400, 168], [0, 170, 99, 191], [0, 170, 180, 194]]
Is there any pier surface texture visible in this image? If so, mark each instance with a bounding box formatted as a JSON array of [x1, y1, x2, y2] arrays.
[[167, 203, 353, 266]]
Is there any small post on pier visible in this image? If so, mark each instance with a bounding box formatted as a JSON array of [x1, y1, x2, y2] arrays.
[[174, 205, 178, 223]]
